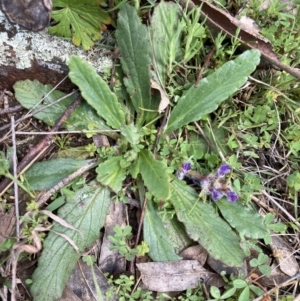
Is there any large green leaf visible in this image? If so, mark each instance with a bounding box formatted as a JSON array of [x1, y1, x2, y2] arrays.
[[216, 199, 269, 239], [138, 149, 170, 200], [50, 0, 111, 50], [13, 80, 118, 139], [165, 49, 261, 133], [149, 1, 182, 86], [24, 158, 93, 191], [68, 56, 125, 129], [115, 4, 154, 124], [96, 156, 127, 192], [163, 215, 193, 254], [67, 101, 119, 140], [31, 184, 110, 301], [144, 200, 181, 261], [170, 178, 244, 267], [13, 80, 76, 126]]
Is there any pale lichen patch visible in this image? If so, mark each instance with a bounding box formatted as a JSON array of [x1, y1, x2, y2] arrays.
[[0, 10, 113, 73]]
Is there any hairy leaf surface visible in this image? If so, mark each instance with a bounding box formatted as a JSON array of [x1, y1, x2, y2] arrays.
[[120, 123, 140, 146], [24, 158, 92, 190], [115, 4, 154, 124], [149, 1, 182, 86], [68, 56, 125, 129], [13, 80, 118, 139], [144, 200, 181, 261], [170, 178, 244, 267], [96, 156, 127, 192], [14, 80, 76, 126], [163, 216, 193, 254], [138, 149, 170, 200], [165, 50, 260, 133], [31, 184, 110, 301], [216, 199, 269, 239]]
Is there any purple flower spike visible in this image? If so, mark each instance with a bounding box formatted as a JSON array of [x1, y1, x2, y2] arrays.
[[199, 178, 211, 193], [183, 162, 191, 172], [176, 162, 191, 180], [217, 164, 231, 177], [192, 178, 201, 186], [225, 189, 238, 202], [210, 188, 223, 201], [200, 178, 211, 189]]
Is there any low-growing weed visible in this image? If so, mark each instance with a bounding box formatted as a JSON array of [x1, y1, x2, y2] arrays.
[[2, 1, 300, 300]]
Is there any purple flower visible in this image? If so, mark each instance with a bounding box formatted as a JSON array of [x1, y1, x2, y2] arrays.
[[217, 164, 231, 178], [225, 189, 238, 202], [199, 178, 211, 193], [176, 162, 191, 180], [200, 178, 211, 189], [183, 162, 191, 171], [192, 178, 201, 186], [177, 162, 239, 203], [210, 188, 223, 201]]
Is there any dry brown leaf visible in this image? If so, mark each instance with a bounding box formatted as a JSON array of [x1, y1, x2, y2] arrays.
[[41, 210, 82, 236], [271, 235, 299, 277], [13, 242, 39, 254], [185, 0, 300, 78], [12, 225, 53, 254], [0, 210, 15, 244], [238, 16, 261, 36], [31, 228, 42, 251], [92, 134, 110, 148], [150, 79, 170, 113], [207, 255, 248, 278], [59, 259, 118, 301], [257, 263, 290, 287], [137, 260, 214, 292], [180, 245, 208, 266], [59, 287, 82, 301], [99, 201, 126, 274], [52, 230, 80, 254]]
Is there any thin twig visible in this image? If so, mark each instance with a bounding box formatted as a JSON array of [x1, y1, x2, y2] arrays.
[[153, 106, 170, 155], [0, 105, 23, 115], [195, 46, 216, 87], [252, 272, 300, 301], [194, 122, 216, 152], [11, 116, 20, 240], [250, 194, 275, 214], [261, 189, 300, 229], [0, 90, 77, 133], [14, 130, 120, 135], [293, 293, 300, 301], [36, 158, 98, 208], [129, 197, 148, 274], [11, 249, 21, 301], [0, 96, 82, 197]]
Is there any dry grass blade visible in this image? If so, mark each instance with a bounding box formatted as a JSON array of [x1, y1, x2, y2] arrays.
[[41, 210, 82, 236], [52, 231, 80, 254]]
